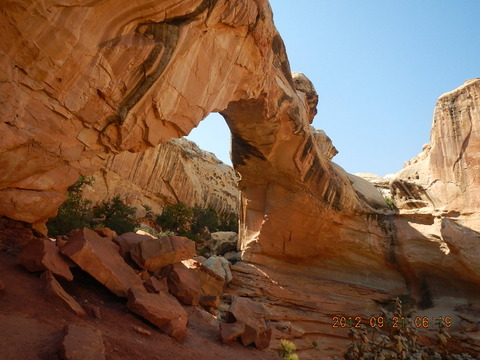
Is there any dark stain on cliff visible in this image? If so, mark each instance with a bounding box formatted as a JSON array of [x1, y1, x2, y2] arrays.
[[390, 179, 435, 209], [378, 215, 431, 307], [419, 277, 433, 309], [230, 132, 266, 167], [271, 34, 294, 89], [115, 0, 217, 121]]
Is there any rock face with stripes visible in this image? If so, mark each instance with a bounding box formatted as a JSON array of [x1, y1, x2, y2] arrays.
[[2, 1, 480, 357], [391, 79, 480, 213], [83, 138, 239, 216]]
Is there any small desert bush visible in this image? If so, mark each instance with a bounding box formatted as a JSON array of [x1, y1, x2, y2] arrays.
[[278, 339, 300, 360], [92, 195, 136, 234], [47, 176, 137, 236], [47, 176, 94, 237], [156, 202, 239, 241]]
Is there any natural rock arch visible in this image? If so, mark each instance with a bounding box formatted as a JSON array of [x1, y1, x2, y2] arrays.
[[2, 0, 480, 306]]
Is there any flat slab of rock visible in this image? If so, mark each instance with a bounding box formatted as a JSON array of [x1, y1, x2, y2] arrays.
[[225, 296, 271, 349], [130, 235, 195, 271], [127, 288, 187, 340], [114, 232, 153, 259], [144, 276, 168, 293], [220, 322, 245, 344], [203, 256, 232, 284], [165, 260, 224, 307], [61, 228, 144, 297], [19, 239, 73, 281], [60, 324, 105, 360], [209, 231, 238, 255], [42, 271, 86, 316]]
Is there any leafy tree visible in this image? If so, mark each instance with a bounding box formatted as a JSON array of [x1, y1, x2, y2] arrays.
[[191, 205, 219, 235], [92, 195, 136, 234], [219, 211, 239, 232], [156, 202, 193, 235], [47, 176, 94, 237], [156, 203, 239, 241]]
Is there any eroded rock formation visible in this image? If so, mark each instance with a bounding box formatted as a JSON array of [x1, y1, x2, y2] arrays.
[[83, 138, 239, 216], [388, 78, 480, 301], [0, 0, 395, 287], [2, 0, 480, 358], [392, 79, 480, 213], [0, 0, 272, 228]]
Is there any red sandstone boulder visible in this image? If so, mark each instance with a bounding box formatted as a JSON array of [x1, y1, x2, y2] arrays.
[[220, 322, 245, 344], [19, 238, 73, 281], [224, 296, 272, 350], [130, 235, 195, 271], [126, 288, 187, 340], [61, 228, 144, 297], [42, 271, 86, 316], [166, 263, 202, 306], [164, 260, 224, 308], [94, 228, 118, 241], [60, 324, 105, 360], [143, 276, 168, 293], [114, 232, 152, 259]]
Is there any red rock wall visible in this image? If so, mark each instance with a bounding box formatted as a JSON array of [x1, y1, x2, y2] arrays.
[[83, 138, 239, 216], [2, 2, 480, 338]]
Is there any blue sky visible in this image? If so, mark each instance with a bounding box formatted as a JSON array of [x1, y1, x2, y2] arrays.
[[186, 1, 480, 176]]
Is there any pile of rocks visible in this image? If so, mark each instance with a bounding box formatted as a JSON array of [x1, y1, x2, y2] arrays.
[[17, 227, 271, 358]]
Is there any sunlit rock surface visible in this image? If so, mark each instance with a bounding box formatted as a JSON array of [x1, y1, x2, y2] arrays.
[[1, 1, 480, 357], [83, 138, 239, 216]]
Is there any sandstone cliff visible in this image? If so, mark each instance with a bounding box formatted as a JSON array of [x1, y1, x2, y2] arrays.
[[2, 1, 480, 358], [392, 79, 480, 213], [387, 78, 480, 302], [83, 138, 239, 216], [0, 0, 390, 285]]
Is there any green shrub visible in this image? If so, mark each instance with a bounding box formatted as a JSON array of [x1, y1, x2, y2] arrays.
[[92, 195, 137, 234], [47, 177, 137, 236], [156, 202, 193, 235], [191, 205, 219, 234], [47, 176, 94, 237], [156, 203, 239, 241], [219, 211, 239, 232], [385, 196, 395, 210]]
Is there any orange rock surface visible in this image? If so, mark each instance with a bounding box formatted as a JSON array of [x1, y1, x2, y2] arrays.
[[2, 0, 480, 358], [83, 138, 239, 216]]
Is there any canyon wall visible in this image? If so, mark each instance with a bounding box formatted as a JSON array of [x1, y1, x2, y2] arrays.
[[2, 0, 480, 298], [0, 0, 395, 288], [83, 138, 239, 216], [392, 79, 480, 213], [389, 78, 480, 301], [2, 2, 480, 357]]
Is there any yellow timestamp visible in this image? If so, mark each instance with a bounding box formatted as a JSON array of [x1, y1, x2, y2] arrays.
[[332, 316, 452, 329]]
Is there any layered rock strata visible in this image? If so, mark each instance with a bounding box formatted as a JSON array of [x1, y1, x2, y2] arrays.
[[392, 79, 480, 213], [387, 79, 480, 302], [83, 138, 239, 216], [2, 1, 480, 357]]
